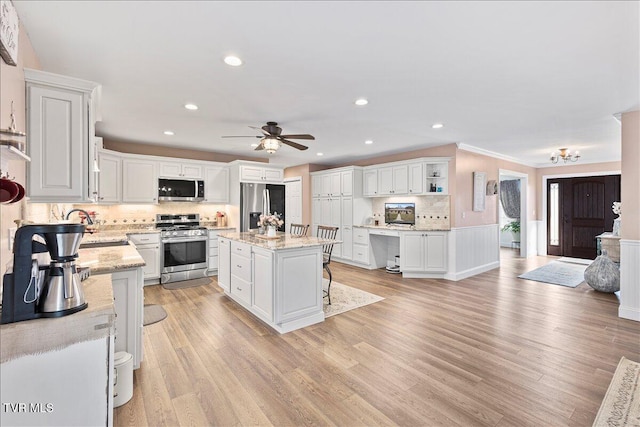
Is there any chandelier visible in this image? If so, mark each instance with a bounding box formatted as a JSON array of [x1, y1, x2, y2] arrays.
[[262, 137, 280, 154], [550, 148, 580, 164]]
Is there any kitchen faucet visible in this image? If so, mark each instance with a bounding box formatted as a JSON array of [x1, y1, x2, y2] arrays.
[[65, 209, 94, 225]]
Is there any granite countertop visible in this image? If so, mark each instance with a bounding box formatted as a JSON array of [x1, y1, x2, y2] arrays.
[[354, 224, 451, 231], [220, 232, 341, 250], [205, 226, 235, 231], [0, 274, 115, 363], [78, 244, 145, 274], [82, 228, 159, 245]]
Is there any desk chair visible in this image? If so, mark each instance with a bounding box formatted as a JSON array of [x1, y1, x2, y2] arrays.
[[317, 225, 339, 305]]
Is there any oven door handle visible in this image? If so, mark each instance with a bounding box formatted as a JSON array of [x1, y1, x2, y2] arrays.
[[162, 237, 208, 244]]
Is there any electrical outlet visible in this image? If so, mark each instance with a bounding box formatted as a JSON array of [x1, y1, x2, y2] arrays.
[[8, 227, 16, 251], [461, 212, 466, 219]]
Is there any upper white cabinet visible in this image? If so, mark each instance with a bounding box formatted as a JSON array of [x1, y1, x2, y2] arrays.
[[363, 169, 378, 197], [377, 165, 408, 196], [408, 163, 423, 194], [96, 150, 121, 203], [363, 158, 450, 197], [122, 158, 157, 203], [341, 170, 354, 196], [159, 161, 203, 179], [239, 164, 283, 183], [25, 69, 101, 202], [204, 166, 229, 203]]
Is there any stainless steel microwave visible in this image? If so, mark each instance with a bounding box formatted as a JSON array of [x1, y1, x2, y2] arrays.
[[158, 178, 204, 202]]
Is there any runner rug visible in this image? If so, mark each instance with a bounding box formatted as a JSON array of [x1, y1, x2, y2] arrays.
[[593, 357, 640, 427]]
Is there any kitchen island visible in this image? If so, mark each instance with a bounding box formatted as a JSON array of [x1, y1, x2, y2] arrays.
[[218, 232, 339, 333]]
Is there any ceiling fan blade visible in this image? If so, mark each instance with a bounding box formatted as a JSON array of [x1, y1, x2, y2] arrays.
[[278, 138, 308, 151], [254, 143, 265, 151], [221, 135, 262, 138], [249, 125, 271, 136], [279, 134, 315, 140]]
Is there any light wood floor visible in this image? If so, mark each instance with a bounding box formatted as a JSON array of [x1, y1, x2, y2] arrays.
[[115, 249, 640, 426]]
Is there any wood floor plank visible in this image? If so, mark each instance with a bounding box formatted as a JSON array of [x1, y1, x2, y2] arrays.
[[114, 249, 640, 426]]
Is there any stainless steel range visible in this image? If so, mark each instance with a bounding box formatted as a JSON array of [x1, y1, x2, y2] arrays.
[[156, 214, 208, 284]]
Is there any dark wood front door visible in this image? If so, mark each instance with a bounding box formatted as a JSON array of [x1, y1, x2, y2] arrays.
[[547, 175, 620, 259]]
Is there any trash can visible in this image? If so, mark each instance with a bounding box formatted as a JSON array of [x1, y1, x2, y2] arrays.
[[113, 351, 133, 407]]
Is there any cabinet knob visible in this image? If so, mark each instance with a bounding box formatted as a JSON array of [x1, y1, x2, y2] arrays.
[[237, 265, 242, 268]]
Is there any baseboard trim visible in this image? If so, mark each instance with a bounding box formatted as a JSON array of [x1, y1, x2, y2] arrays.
[[445, 261, 500, 281], [618, 306, 640, 322]]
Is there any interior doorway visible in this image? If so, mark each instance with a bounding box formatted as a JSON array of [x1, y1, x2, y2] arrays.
[[284, 177, 303, 232], [546, 175, 620, 259], [498, 170, 528, 258]]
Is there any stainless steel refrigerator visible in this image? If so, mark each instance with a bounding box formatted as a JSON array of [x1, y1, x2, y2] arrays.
[[240, 183, 286, 232]]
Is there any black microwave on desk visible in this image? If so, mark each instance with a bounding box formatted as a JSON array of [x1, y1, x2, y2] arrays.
[[158, 178, 204, 202]]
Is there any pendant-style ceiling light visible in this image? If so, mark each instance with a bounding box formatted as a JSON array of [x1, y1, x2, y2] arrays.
[[262, 137, 280, 154], [550, 148, 580, 164]]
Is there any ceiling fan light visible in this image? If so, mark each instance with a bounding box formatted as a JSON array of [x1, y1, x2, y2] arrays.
[[262, 137, 280, 154]]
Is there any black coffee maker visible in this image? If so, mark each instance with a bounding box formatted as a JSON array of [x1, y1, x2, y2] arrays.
[[1, 224, 88, 324]]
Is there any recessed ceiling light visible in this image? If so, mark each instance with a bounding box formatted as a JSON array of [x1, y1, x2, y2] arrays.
[[184, 103, 198, 111], [224, 55, 243, 66], [365, 140, 373, 145], [355, 98, 368, 106], [163, 130, 174, 136], [250, 143, 258, 147], [317, 152, 324, 156], [432, 123, 444, 129]]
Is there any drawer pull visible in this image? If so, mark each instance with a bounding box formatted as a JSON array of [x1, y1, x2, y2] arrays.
[[236, 287, 242, 291], [236, 265, 242, 268]]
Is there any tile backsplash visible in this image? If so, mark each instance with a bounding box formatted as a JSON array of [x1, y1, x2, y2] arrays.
[[371, 195, 450, 229], [26, 202, 228, 228]]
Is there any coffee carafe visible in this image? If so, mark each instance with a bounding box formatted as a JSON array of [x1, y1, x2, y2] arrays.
[[1, 224, 88, 324]]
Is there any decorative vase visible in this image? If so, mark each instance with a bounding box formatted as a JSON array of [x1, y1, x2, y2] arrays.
[[267, 226, 276, 237], [584, 250, 620, 293], [613, 217, 621, 236]]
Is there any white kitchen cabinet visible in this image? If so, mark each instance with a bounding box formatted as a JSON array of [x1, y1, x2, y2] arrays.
[[352, 227, 370, 265], [96, 151, 121, 203], [400, 231, 447, 273], [329, 173, 341, 196], [341, 197, 354, 260], [341, 170, 354, 196], [25, 69, 101, 202], [207, 230, 221, 275], [377, 165, 408, 196], [312, 175, 322, 197], [109, 267, 144, 369], [230, 241, 252, 306], [159, 161, 203, 179], [363, 169, 378, 196], [122, 158, 158, 203], [239, 164, 283, 183], [408, 163, 424, 194], [128, 233, 161, 283], [252, 247, 274, 321], [204, 166, 229, 203], [217, 237, 231, 292]]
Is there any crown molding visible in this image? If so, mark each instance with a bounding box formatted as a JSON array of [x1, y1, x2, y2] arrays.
[[455, 143, 538, 167]]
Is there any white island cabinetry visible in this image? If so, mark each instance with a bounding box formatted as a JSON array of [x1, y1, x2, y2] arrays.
[[218, 233, 332, 333]]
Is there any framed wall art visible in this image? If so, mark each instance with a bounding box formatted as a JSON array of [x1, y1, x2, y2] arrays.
[[473, 171, 486, 211]]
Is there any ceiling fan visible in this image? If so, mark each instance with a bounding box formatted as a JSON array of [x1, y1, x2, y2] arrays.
[[222, 121, 315, 154]]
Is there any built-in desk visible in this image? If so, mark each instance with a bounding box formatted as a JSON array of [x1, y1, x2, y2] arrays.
[[350, 226, 449, 278]]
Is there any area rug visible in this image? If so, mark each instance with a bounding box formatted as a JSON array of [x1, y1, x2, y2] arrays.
[[518, 260, 587, 288], [323, 280, 384, 318], [593, 357, 640, 427], [162, 277, 211, 290], [558, 257, 593, 266], [143, 304, 167, 326]]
